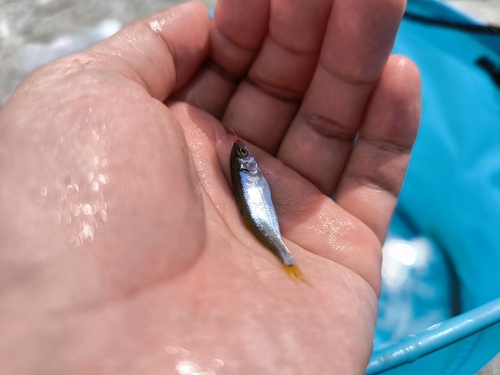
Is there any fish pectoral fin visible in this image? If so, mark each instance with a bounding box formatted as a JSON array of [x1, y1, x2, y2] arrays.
[[282, 264, 310, 285]]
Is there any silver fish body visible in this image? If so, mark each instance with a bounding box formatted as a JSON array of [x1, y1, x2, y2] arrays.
[[230, 140, 306, 281]]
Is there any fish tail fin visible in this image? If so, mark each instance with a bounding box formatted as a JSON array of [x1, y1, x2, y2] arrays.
[[282, 264, 310, 285]]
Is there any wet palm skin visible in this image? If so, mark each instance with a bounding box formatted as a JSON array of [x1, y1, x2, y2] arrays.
[[0, 1, 420, 374]]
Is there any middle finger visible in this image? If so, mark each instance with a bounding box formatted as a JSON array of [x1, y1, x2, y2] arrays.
[[221, 0, 333, 154], [277, 0, 406, 195]]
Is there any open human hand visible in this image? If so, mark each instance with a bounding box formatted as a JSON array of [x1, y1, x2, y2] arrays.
[[0, 1, 420, 374]]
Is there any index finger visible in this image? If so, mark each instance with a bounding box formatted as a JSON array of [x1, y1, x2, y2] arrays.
[[82, 1, 210, 101], [171, 0, 271, 118]]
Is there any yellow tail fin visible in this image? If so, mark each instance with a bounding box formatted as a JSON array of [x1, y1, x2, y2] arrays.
[[282, 264, 310, 285]]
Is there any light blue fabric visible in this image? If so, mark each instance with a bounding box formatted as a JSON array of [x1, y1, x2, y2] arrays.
[[394, 0, 500, 314], [372, 0, 500, 373]]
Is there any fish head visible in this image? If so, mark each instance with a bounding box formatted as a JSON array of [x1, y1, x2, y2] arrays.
[[231, 140, 257, 172]]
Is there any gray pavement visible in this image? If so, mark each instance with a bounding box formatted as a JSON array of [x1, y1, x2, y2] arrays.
[[0, 0, 215, 105], [446, 0, 500, 24], [0, 0, 499, 373]]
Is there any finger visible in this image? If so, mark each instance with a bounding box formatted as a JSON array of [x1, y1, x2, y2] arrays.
[[277, 0, 406, 195], [81, 1, 210, 101], [172, 0, 270, 118], [222, 0, 333, 153], [334, 56, 421, 242]]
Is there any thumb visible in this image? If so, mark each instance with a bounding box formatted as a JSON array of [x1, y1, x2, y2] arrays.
[[0, 2, 210, 312]]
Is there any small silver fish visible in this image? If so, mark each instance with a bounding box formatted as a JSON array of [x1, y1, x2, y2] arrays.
[[230, 137, 306, 282]]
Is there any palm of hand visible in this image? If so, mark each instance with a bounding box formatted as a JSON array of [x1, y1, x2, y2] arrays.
[[0, 1, 419, 374]]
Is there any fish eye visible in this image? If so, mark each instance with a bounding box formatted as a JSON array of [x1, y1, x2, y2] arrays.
[[238, 147, 248, 157]]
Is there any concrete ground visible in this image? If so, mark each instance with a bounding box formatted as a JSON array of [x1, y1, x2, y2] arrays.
[[446, 0, 500, 24], [0, 0, 216, 105], [0, 0, 499, 373]]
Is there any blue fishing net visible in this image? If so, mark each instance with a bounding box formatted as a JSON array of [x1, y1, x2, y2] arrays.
[[371, 0, 500, 373]]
